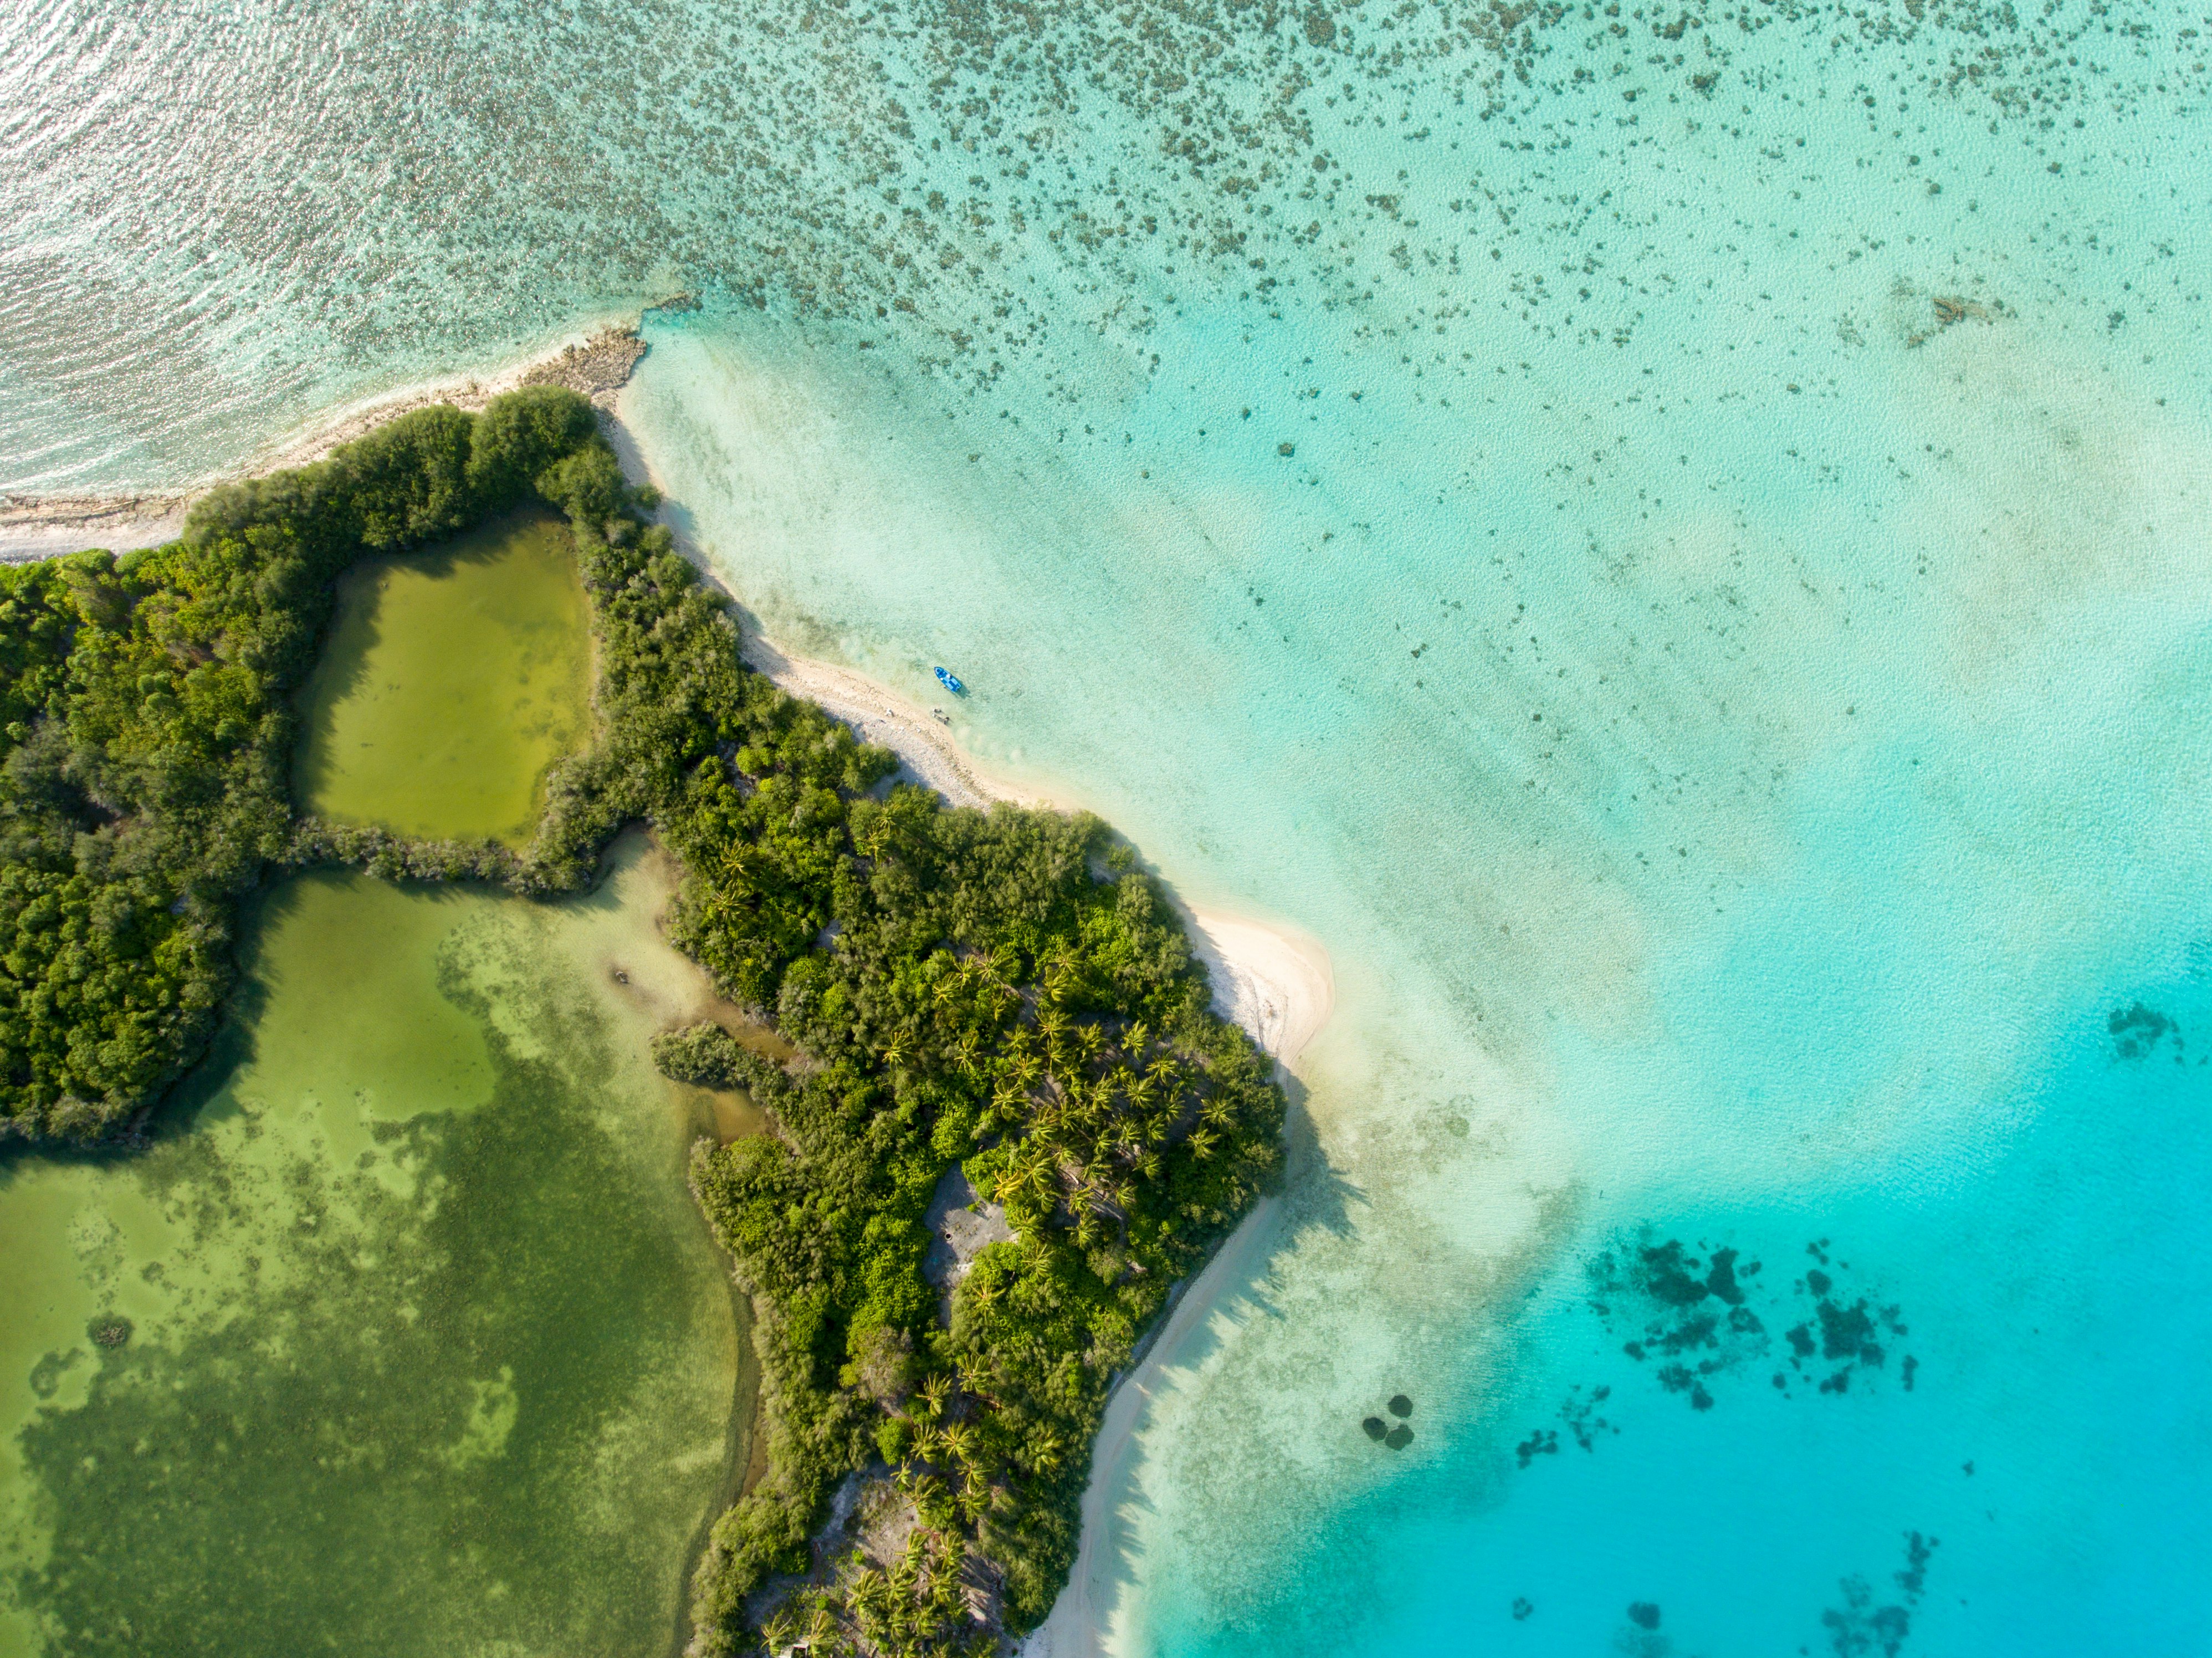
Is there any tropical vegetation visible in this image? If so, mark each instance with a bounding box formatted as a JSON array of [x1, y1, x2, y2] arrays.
[[0, 390, 602, 1138], [0, 386, 1287, 1655]]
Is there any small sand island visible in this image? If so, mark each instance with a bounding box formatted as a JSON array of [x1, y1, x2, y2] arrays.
[[0, 388, 1298, 1658]]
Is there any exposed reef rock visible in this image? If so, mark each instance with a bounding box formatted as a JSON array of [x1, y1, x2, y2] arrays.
[[519, 327, 651, 405]]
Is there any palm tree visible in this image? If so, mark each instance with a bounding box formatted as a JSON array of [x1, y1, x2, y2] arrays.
[[1027, 1432, 1066, 1475], [959, 1469, 991, 1522], [916, 1373, 949, 1420], [889, 1544, 922, 1595], [956, 1351, 994, 1400], [759, 1606, 800, 1654], [939, 1421, 977, 1466], [847, 1570, 888, 1624]]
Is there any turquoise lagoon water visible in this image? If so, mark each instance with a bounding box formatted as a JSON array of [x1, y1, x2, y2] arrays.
[[11, 0, 2212, 1651]]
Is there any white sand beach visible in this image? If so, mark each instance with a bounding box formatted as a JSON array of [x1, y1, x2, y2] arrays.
[[1016, 1192, 1286, 1658], [735, 632, 1047, 813], [1, 320, 652, 562]]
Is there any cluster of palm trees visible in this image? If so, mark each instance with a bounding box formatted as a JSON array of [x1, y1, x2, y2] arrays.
[[852, 939, 1227, 1243], [757, 1348, 1072, 1658], [898, 1414, 999, 1526], [757, 1527, 985, 1658], [755, 1372, 1009, 1657], [984, 1011, 1245, 1248]]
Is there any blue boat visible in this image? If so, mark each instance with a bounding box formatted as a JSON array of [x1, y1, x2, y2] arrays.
[[934, 666, 967, 696]]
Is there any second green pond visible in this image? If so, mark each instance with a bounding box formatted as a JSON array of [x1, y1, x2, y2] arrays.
[[0, 838, 751, 1658], [294, 512, 593, 844]]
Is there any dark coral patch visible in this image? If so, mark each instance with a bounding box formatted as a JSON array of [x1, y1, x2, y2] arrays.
[[1587, 1226, 1911, 1414], [2109, 1001, 2178, 1060], [1515, 1428, 1558, 1467]]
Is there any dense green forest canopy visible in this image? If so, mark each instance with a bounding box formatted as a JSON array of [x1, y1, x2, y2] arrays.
[[0, 391, 602, 1140], [0, 388, 1286, 1656]]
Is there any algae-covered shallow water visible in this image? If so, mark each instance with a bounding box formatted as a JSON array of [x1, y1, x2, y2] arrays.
[[295, 512, 592, 844], [0, 839, 750, 1658]]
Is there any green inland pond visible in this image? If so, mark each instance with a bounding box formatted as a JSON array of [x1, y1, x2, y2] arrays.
[[294, 512, 593, 845], [0, 503, 754, 1658]]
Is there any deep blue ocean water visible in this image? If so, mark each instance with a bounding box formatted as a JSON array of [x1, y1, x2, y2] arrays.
[[8, 0, 2212, 1652]]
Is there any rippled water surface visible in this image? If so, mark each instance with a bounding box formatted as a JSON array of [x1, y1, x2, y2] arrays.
[[8, 0, 2212, 1651]]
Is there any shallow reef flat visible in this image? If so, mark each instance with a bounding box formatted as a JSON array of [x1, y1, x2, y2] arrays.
[[0, 843, 746, 1658], [6, 0, 2212, 1652]]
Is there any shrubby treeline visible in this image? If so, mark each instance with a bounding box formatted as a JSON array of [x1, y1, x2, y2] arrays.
[[0, 387, 1287, 1657], [0, 390, 603, 1140], [526, 399, 1284, 1654]]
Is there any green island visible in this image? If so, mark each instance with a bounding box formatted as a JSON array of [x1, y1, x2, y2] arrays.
[[0, 389, 1285, 1656]]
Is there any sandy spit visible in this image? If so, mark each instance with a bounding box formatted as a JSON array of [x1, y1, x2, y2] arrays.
[[1, 319, 660, 564], [733, 627, 1336, 1062]]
